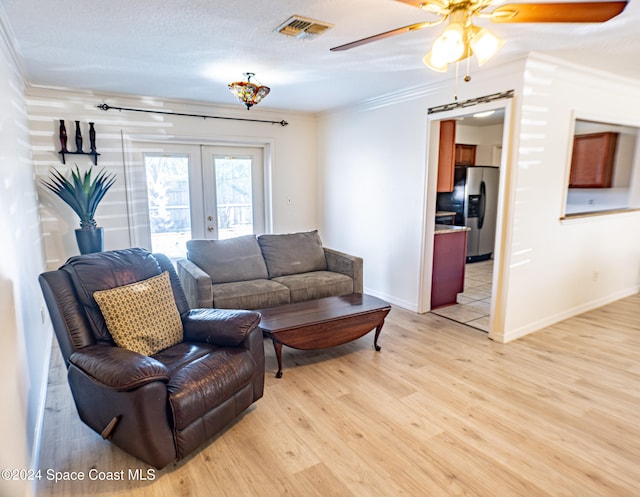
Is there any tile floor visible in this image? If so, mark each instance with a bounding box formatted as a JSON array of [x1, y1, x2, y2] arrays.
[[430, 259, 493, 332]]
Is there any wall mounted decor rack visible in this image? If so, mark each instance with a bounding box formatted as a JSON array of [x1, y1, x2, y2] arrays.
[[58, 120, 100, 165]]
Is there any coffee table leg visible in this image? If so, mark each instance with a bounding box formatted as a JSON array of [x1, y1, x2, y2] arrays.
[[272, 339, 284, 378], [374, 320, 385, 352]]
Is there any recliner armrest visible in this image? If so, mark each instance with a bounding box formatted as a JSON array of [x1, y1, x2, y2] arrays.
[[182, 308, 261, 346], [69, 345, 170, 391], [176, 258, 213, 309]]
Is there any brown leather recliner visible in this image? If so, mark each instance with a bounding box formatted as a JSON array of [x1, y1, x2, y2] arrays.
[[39, 248, 264, 469]]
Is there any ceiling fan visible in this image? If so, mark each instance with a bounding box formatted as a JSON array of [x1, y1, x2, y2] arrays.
[[330, 1, 628, 72]]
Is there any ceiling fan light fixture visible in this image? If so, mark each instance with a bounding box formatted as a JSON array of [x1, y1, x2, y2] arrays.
[[422, 50, 449, 72], [419, 1, 450, 16], [432, 22, 466, 64], [228, 72, 270, 110], [469, 26, 504, 65], [333, 0, 629, 75]]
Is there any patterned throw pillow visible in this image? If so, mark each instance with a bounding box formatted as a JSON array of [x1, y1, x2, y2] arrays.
[[93, 272, 183, 356]]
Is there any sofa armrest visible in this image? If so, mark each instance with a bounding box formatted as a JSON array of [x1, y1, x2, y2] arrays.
[[69, 345, 170, 391], [176, 258, 213, 309], [324, 248, 363, 294], [182, 308, 261, 346]]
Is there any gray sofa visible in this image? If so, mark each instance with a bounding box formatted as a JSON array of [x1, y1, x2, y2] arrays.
[[176, 230, 363, 310]]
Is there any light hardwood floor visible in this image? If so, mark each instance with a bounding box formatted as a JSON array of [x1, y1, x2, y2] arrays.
[[37, 294, 640, 497]]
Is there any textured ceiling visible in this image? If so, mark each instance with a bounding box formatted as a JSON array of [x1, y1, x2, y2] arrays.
[[1, 0, 639, 112]]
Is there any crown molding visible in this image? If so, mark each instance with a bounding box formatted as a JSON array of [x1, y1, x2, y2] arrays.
[[320, 49, 640, 120], [318, 77, 453, 118], [526, 51, 640, 87], [319, 56, 527, 119]]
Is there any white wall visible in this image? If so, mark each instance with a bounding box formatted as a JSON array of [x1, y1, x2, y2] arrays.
[[499, 54, 640, 341], [317, 60, 525, 312], [318, 53, 640, 342], [26, 88, 318, 267], [317, 97, 429, 309], [0, 17, 50, 497]]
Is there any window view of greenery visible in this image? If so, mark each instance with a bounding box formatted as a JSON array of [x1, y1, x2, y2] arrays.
[[145, 155, 192, 257], [214, 157, 254, 240]]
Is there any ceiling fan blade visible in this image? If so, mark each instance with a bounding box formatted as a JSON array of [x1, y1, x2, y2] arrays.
[[330, 22, 433, 51], [491, 1, 628, 23]]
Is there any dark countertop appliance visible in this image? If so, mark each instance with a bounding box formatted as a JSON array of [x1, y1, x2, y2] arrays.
[[436, 165, 499, 263]]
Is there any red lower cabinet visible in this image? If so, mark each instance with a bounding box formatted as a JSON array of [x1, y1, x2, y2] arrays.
[[431, 228, 468, 309]]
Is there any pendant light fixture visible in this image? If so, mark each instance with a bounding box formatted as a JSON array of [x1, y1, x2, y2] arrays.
[[228, 73, 270, 110]]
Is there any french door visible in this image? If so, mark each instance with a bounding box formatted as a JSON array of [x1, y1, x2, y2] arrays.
[[201, 146, 265, 240], [140, 143, 265, 257]]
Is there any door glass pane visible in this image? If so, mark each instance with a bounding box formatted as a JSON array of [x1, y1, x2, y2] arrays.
[[145, 155, 191, 257], [214, 157, 253, 240]]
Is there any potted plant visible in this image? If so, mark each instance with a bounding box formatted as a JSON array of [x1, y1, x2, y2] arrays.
[[41, 164, 116, 254]]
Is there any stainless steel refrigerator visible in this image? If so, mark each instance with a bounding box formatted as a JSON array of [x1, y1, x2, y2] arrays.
[[437, 166, 500, 263]]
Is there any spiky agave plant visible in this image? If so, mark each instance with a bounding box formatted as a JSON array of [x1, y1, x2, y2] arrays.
[[41, 165, 116, 229]]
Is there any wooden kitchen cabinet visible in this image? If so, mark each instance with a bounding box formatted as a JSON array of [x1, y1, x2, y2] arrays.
[[455, 144, 476, 166], [431, 226, 469, 309], [569, 132, 618, 188], [437, 120, 456, 192]]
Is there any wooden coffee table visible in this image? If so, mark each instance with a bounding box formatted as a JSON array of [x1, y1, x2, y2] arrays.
[[258, 293, 391, 378]]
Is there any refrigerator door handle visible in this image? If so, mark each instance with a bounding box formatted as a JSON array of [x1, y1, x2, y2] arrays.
[[478, 180, 487, 229]]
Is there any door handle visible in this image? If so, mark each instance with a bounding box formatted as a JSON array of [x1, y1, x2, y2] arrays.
[[207, 225, 214, 232], [478, 181, 486, 229]]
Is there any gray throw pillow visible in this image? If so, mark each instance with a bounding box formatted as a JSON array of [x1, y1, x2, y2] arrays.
[[258, 230, 327, 278], [187, 235, 269, 284]]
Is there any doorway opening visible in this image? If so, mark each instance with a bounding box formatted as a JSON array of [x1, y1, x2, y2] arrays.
[[422, 100, 512, 337]]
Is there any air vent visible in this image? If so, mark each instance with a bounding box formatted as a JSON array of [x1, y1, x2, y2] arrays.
[[275, 16, 333, 40]]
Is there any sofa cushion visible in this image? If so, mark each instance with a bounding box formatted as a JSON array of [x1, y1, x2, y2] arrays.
[[93, 272, 183, 356], [212, 279, 290, 310], [187, 236, 268, 284], [258, 230, 327, 278], [273, 271, 354, 303]]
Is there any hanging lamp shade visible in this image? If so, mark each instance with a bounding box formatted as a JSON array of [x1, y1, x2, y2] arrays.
[[228, 73, 270, 110], [423, 21, 504, 71], [432, 22, 466, 65], [422, 50, 449, 72], [468, 26, 504, 66]]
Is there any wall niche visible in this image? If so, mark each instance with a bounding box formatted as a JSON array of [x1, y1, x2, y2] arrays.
[[564, 118, 640, 217]]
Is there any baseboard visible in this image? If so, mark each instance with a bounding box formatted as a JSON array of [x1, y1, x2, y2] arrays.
[[493, 286, 640, 343], [363, 287, 418, 313]]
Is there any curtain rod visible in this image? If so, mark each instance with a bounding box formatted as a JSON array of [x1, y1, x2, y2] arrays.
[[97, 103, 289, 127], [427, 90, 514, 115]]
